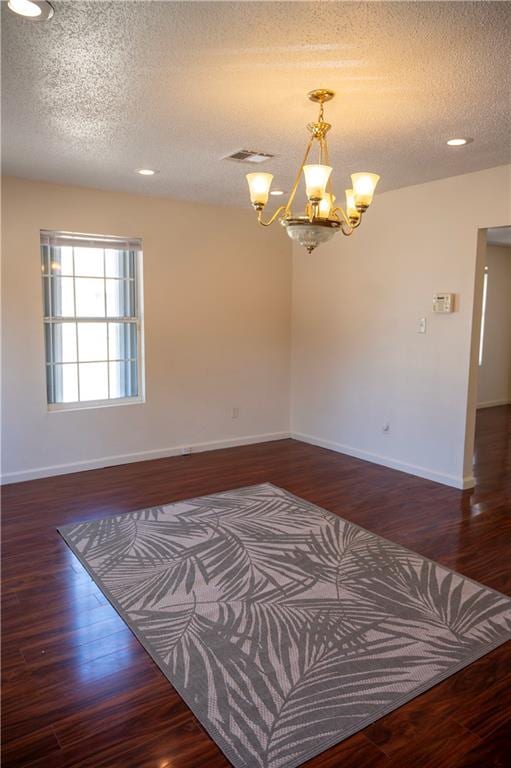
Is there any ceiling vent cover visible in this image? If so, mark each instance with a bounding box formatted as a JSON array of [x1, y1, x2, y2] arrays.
[[224, 149, 274, 164]]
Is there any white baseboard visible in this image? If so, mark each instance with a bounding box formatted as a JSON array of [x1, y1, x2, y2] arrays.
[[291, 431, 475, 490], [476, 399, 510, 409], [2, 429, 475, 491], [0, 431, 290, 485]]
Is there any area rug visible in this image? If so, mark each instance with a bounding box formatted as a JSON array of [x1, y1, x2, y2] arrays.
[[58, 483, 511, 768]]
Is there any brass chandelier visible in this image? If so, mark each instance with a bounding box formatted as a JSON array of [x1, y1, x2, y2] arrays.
[[246, 88, 380, 253]]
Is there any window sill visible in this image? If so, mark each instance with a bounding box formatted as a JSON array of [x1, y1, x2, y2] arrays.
[[47, 396, 145, 413]]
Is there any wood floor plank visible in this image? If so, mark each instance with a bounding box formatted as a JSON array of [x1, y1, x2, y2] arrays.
[[18, 614, 127, 658], [20, 625, 134, 672], [52, 681, 180, 748], [449, 719, 511, 767], [1, 727, 61, 768], [23, 713, 220, 768], [1, 654, 160, 743], [2, 405, 510, 767], [382, 717, 482, 767]]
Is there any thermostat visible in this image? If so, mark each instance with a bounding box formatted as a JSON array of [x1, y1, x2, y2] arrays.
[[433, 293, 454, 313]]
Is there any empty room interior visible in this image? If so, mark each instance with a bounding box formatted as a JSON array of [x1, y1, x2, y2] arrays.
[[1, 2, 511, 767]]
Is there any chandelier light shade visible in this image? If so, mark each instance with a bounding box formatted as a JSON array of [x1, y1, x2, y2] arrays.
[[318, 193, 335, 219], [245, 89, 380, 253], [345, 189, 360, 224], [246, 172, 274, 208], [303, 164, 332, 201], [350, 172, 380, 210]]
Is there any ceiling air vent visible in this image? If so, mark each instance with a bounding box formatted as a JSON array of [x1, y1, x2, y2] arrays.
[[224, 149, 274, 164]]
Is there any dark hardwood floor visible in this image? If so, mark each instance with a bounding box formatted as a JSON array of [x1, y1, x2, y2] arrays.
[[2, 406, 510, 767]]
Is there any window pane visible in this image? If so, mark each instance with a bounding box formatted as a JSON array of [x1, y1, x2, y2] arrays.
[[46, 323, 77, 363], [75, 278, 105, 317], [61, 363, 79, 402], [41, 245, 50, 276], [61, 323, 78, 362], [109, 360, 138, 399], [106, 279, 135, 317], [105, 249, 126, 278], [43, 276, 51, 316], [108, 322, 137, 360], [109, 361, 123, 399], [127, 250, 136, 281], [105, 249, 136, 279], [77, 322, 107, 362], [61, 246, 74, 276], [46, 363, 54, 404], [79, 362, 108, 401], [59, 277, 76, 316], [51, 246, 74, 276], [47, 277, 75, 317], [51, 363, 79, 403], [74, 247, 104, 277], [42, 247, 74, 278]]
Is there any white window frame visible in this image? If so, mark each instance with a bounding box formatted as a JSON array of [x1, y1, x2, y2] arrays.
[[41, 231, 146, 412]]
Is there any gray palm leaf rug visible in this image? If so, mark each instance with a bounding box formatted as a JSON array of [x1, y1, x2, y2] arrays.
[[58, 483, 511, 768]]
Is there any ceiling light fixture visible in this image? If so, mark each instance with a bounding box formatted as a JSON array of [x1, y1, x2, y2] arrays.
[[446, 138, 473, 146], [7, 0, 54, 20], [136, 168, 158, 176], [246, 89, 379, 253]]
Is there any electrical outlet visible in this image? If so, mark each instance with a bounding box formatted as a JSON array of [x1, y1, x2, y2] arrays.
[[181, 446, 192, 455], [232, 407, 239, 419]]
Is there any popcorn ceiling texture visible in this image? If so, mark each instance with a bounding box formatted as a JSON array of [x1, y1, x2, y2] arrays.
[[2, 1, 510, 206]]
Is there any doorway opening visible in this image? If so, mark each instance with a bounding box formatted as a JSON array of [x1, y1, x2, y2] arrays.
[[464, 226, 511, 488]]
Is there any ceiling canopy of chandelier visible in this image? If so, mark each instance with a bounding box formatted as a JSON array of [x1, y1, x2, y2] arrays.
[[246, 89, 380, 253]]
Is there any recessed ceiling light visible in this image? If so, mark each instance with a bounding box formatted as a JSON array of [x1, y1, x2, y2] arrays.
[[270, 190, 285, 196], [135, 168, 159, 176], [446, 138, 473, 146], [7, 0, 54, 20]]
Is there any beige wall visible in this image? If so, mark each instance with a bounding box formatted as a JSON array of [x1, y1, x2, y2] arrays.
[[3, 166, 510, 487], [1, 177, 292, 482], [477, 244, 511, 407], [291, 164, 511, 489]]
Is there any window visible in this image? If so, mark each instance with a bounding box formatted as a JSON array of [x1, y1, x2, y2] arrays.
[[478, 265, 489, 367], [41, 231, 144, 409]]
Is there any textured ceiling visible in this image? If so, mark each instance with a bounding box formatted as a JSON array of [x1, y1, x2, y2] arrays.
[[2, 1, 511, 207]]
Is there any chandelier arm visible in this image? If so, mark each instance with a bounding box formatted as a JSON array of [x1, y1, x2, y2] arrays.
[[323, 138, 334, 197], [333, 206, 363, 230], [284, 136, 315, 216], [332, 206, 352, 228], [332, 205, 363, 236], [257, 205, 287, 227]]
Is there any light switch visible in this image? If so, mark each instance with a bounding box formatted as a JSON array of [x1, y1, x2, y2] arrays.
[[418, 317, 427, 334]]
